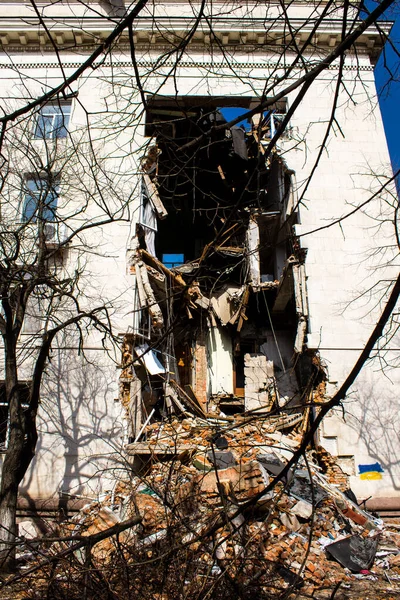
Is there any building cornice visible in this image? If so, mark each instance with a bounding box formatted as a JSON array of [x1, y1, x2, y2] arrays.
[[0, 16, 391, 62]]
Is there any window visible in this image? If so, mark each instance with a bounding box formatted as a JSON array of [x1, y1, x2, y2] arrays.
[[22, 177, 59, 223], [162, 253, 184, 269], [252, 109, 287, 140], [0, 383, 30, 451], [34, 101, 71, 139], [266, 110, 286, 139]]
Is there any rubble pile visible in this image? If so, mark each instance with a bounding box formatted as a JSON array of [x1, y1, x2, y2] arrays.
[[2, 412, 399, 599], [8, 413, 397, 600], [316, 444, 349, 491], [124, 415, 398, 592]]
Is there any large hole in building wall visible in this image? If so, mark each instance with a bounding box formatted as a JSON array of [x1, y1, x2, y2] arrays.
[[127, 94, 323, 441], [141, 95, 291, 282]]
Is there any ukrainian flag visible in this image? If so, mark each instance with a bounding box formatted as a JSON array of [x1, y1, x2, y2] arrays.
[[358, 462, 384, 480]]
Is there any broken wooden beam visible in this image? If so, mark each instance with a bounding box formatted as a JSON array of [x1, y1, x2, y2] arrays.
[[143, 173, 168, 219], [146, 263, 166, 284], [135, 261, 164, 329], [139, 249, 186, 287], [168, 379, 207, 418], [236, 287, 250, 332]]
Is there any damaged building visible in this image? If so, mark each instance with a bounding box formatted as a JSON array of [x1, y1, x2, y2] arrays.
[[0, 0, 399, 528], [125, 96, 314, 438]]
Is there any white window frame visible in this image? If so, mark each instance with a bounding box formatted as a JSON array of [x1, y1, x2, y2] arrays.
[[266, 110, 287, 139], [34, 101, 71, 140]]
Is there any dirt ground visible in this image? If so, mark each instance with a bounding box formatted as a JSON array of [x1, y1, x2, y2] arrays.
[[293, 579, 400, 600]]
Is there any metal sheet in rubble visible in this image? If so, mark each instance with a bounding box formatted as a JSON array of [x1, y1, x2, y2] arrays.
[[134, 343, 166, 375], [257, 453, 294, 485], [325, 535, 378, 572], [207, 450, 236, 469]]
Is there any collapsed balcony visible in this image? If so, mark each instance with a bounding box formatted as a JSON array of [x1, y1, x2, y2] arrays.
[[123, 95, 318, 445]]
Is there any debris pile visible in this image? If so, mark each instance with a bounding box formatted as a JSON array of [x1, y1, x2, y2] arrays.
[[6, 412, 400, 600], [123, 413, 397, 595]]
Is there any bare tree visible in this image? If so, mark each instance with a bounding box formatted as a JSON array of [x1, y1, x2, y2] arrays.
[[0, 96, 135, 567]]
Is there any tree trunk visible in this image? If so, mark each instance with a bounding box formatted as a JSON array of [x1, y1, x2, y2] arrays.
[[0, 457, 19, 572], [0, 345, 34, 572]]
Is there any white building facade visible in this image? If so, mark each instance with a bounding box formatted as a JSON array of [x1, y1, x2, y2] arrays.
[[0, 0, 399, 515]]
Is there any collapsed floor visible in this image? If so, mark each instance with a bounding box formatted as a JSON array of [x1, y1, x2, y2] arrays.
[[125, 96, 315, 446], [4, 412, 400, 600]]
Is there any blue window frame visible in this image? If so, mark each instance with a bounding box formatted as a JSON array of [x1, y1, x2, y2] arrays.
[[34, 102, 71, 139], [162, 253, 184, 269], [22, 178, 59, 223]]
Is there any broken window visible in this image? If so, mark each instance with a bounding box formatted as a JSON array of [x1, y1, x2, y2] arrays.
[[138, 177, 158, 256], [262, 109, 287, 140]]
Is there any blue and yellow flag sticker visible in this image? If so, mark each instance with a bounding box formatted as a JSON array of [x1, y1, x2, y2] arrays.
[[358, 462, 384, 480]]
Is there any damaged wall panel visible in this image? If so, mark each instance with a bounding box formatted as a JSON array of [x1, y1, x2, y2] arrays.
[[128, 373, 143, 440], [246, 216, 261, 289], [142, 173, 168, 220], [193, 331, 208, 406], [207, 326, 234, 396], [135, 261, 164, 329], [244, 353, 274, 411], [293, 263, 308, 354]]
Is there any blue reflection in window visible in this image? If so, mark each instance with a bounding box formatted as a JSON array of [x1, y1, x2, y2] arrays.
[[22, 178, 59, 222], [34, 103, 71, 139]]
